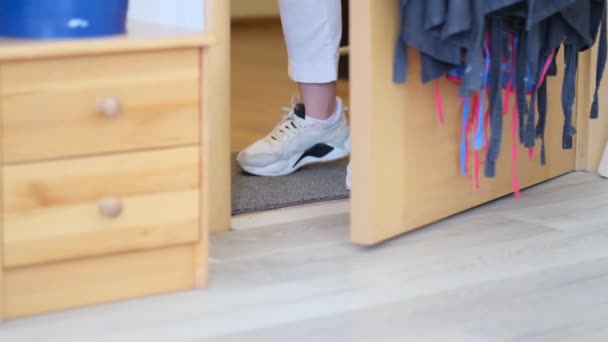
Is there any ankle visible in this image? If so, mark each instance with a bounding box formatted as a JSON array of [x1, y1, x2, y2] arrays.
[[303, 101, 336, 120], [298, 82, 337, 120], [306, 99, 342, 125]]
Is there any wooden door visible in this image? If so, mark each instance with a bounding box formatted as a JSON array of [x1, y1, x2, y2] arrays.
[[348, 0, 576, 245]]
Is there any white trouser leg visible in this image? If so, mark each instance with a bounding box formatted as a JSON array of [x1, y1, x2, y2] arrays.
[[279, 0, 342, 84]]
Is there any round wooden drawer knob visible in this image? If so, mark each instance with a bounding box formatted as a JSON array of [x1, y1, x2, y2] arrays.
[[97, 96, 122, 118], [98, 197, 123, 218]]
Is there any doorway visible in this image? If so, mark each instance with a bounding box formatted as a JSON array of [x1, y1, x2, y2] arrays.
[[230, 0, 351, 216]]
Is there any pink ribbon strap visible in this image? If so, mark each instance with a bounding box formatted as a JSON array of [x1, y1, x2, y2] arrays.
[[512, 90, 521, 199], [435, 79, 446, 124]]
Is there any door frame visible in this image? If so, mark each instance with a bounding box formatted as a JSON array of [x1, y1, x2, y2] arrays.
[[197, 0, 231, 286]]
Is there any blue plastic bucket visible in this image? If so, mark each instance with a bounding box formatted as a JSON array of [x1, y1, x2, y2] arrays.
[[0, 0, 129, 39]]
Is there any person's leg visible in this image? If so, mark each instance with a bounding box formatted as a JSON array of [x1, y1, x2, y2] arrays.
[[298, 83, 337, 120], [279, 0, 342, 119], [237, 0, 350, 179]]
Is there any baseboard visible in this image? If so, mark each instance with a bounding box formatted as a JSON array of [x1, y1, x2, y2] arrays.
[[231, 17, 281, 27], [230, 199, 350, 231]]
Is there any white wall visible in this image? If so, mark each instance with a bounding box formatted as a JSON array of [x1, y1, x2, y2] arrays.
[[128, 0, 205, 31]]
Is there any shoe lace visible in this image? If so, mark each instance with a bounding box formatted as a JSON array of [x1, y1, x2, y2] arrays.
[[267, 109, 301, 142], [267, 96, 305, 143]]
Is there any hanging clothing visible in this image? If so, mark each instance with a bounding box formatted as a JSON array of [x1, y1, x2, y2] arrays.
[[393, 0, 608, 191]]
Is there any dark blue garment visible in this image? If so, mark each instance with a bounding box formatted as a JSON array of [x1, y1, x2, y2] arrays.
[[536, 74, 549, 165], [515, 31, 529, 145], [485, 16, 505, 177], [562, 45, 578, 149], [393, 0, 608, 178], [399, 0, 462, 73], [424, 0, 447, 30], [590, 0, 608, 119], [485, 0, 525, 14], [526, 0, 577, 29]]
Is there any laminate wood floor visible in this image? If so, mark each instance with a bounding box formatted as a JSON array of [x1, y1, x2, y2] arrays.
[[1, 172, 607, 341]]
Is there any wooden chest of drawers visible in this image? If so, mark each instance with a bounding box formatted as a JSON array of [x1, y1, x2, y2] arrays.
[[1, 49, 201, 163], [0, 22, 227, 320]]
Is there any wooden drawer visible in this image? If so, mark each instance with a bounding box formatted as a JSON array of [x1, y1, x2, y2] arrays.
[[0, 49, 201, 163], [2, 146, 201, 268], [4, 244, 195, 319]]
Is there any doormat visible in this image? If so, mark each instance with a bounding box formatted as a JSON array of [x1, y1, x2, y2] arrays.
[[231, 154, 350, 215]]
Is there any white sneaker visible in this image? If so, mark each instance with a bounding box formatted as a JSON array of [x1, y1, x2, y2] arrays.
[[237, 97, 350, 177]]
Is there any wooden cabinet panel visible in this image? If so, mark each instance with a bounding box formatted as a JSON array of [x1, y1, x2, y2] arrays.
[[2, 147, 200, 267], [4, 245, 195, 319], [1, 49, 201, 163]]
